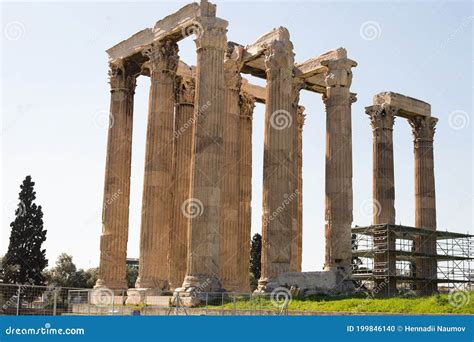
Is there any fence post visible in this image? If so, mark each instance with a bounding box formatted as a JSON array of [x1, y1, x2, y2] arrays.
[[53, 289, 57, 316], [16, 285, 21, 316], [205, 293, 208, 315], [112, 291, 115, 316], [233, 293, 236, 315], [221, 292, 224, 316]]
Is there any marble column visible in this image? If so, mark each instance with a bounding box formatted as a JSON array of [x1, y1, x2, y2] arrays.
[[237, 91, 255, 291], [408, 116, 438, 295], [180, 17, 228, 292], [168, 76, 195, 290], [322, 58, 357, 274], [136, 39, 179, 291], [289, 80, 304, 273], [366, 104, 397, 295], [96, 62, 137, 290], [220, 46, 244, 291], [258, 33, 295, 291]]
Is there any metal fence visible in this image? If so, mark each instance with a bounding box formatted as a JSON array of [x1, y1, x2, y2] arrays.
[[0, 283, 289, 316]]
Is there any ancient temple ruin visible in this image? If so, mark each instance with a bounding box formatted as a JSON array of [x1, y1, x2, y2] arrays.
[[95, 1, 473, 300]]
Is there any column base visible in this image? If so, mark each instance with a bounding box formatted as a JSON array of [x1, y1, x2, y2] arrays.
[[172, 275, 224, 307], [94, 278, 128, 291], [134, 277, 169, 292]]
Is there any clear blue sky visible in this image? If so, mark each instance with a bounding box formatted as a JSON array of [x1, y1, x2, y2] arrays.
[[1, 0, 472, 271]]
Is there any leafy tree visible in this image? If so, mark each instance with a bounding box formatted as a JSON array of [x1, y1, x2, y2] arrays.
[[1, 176, 47, 286], [249, 233, 262, 290], [126, 267, 138, 289]]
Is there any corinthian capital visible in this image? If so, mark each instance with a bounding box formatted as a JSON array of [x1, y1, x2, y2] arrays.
[[365, 104, 396, 131], [408, 116, 438, 142], [108, 61, 137, 93], [239, 92, 256, 119], [194, 18, 228, 51], [174, 76, 195, 105], [224, 45, 244, 90], [264, 39, 294, 74], [321, 58, 357, 88], [297, 106, 306, 131], [142, 39, 179, 74]]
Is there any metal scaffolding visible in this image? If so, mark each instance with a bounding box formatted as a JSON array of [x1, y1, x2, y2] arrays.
[[351, 224, 474, 296]]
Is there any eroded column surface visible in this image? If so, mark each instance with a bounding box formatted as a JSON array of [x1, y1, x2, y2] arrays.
[[322, 58, 357, 274], [96, 63, 137, 290], [220, 46, 244, 291], [180, 17, 228, 292], [258, 32, 296, 291], [237, 91, 256, 291], [409, 116, 438, 295], [366, 104, 397, 295], [136, 39, 179, 291], [168, 76, 195, 290]]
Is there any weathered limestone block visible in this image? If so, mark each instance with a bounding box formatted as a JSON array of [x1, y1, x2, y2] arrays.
[[373, 92, 431, 118], [322, 58, 357, 274], [96, 63, 137, 290], [136, 39, 179, 292]]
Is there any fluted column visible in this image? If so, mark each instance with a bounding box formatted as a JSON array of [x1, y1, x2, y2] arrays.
[[258, 32, 295, 291], [237, 92, 255, 291], [220, 46, 244, 291], [96, 63, 137, 290], [168, 76, 195, 290], [409, 116, 438, 295], [136, 39, 179, 291], [322, 58, 357, 274], [366, 104, 397, 295], [289, 80, 304, 273], [181, 16, 228, 292]]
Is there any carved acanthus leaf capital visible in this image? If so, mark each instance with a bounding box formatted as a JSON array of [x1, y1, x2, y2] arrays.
[[239, 92, 256, 119], [142, 39, 179, 74], [297, 106, 306, 130], [322, 58, 357, 88], [194, 18, 228, 51], [292, 78, 306, 108], [224, 45, 244, 90], [365, 104, 396, 131], [264, 39, 294, 74], [175, 76, 196, 105], [408, 116, 438, 142], [108, 61, 137, 93]]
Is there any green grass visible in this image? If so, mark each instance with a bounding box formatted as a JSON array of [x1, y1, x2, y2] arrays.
[[214, 292, 474, 314]]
